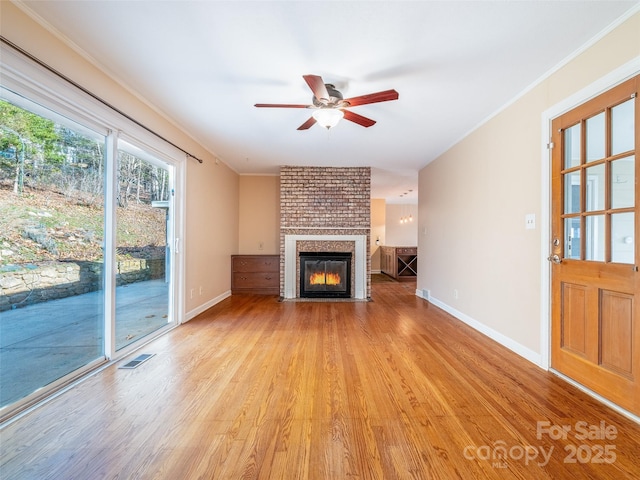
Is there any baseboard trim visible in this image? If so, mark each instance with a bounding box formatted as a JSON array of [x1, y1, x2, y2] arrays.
[[420, 294, 542, 367], [184, 290, 231, 322]]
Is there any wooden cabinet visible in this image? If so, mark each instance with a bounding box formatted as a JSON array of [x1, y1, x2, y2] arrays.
[[380, 246, 417, 281], [380, 247, 393, 277], [231, 255, 279, 294]]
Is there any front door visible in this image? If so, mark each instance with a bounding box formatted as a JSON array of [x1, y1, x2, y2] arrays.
[[550, 74, 639, 416]]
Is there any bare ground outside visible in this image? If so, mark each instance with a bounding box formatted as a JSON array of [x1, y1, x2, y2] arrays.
[[0, 182, 166, 268]]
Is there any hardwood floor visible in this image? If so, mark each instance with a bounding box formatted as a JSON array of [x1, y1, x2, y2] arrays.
[[1, 280, 640, 479]]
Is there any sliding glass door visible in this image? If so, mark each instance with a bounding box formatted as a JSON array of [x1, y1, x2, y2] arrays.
[[0, 83, 181, 416], [0, 94, 106, 408], [115, 143, 173, 351]]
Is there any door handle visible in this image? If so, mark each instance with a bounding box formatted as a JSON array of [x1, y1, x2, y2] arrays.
[[547, 254, 561, 264]]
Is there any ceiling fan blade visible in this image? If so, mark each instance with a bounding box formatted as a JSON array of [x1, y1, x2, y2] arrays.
[[303, 75, 330, 101], [344, 89, 399, 107], [342, 109, 376, 128], [254, 103, 309, 108], [297, 116, 317, 130]]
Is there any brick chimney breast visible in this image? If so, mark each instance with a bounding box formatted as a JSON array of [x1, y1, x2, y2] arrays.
[[279, 166, 371, 299]]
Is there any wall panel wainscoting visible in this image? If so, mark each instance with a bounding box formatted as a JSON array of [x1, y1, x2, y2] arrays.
[[1, 281, 640, 478]]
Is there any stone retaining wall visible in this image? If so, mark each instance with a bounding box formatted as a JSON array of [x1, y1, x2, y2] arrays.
[[0, 258, 165, 311]]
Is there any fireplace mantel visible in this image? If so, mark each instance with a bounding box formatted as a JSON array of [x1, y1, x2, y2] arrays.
[[283, 234, 367, 299]]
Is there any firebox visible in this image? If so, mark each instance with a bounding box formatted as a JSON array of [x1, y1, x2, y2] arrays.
[[299, 252, 351, 298]]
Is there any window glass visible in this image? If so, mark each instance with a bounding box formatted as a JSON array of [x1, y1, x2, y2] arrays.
[[611, 156, 634, 209], [612, 99, 634, 155], [564, 171, 581, 214], [115, 146, 171, 350], [611, 212, 634, 264], [0, 96, 105, 408], [585, 163, 605, 211], [585, 215, 605, 262], [586, 112, 605, 162], [564, 217, 581, 259], [564, 124, 581, 168]]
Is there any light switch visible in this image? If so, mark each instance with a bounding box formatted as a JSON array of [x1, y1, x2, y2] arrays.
[[525, 213, 536, 230]]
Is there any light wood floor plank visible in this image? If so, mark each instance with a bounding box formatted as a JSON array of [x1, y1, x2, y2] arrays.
[[1, 280, 640, 479]]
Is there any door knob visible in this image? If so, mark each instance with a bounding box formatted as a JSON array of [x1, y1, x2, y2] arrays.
[[547, 254, 561, 264]]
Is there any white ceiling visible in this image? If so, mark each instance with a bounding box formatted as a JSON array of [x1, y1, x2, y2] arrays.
[[17, 0, 640, 203]]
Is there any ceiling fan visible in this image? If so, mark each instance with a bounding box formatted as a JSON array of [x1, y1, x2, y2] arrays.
[[254, 74, 399, 130]]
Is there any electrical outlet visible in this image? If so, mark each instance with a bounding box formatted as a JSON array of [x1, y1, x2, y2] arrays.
[[454, 289, 459, 299], [199, 286, 203, 295], [190, 288, 194, 299], [259, 241, 264, 250]]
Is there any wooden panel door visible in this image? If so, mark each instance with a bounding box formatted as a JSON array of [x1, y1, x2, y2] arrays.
[[550, 74, 640, 416]]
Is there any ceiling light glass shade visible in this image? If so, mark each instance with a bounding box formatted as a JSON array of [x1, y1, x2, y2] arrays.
[[312, 108, 344, 129]]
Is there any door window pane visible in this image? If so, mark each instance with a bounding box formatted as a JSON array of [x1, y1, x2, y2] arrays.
[[611, 212, 634, 264], [611, 156, 635, 209], [115, 148, 171, 350], [585, 163, 605, 211], [0, 98, 105, 408], [564, 171, 581, 214], [612, 99, 634, 155], [586, 112, 605, 162], [564, 217, 581, 259], [564, 124, 581, 168], [585, 215, 605, 261]]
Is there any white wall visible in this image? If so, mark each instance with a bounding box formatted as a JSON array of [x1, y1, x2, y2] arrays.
[[238, 175, 280, 255], [418, 11, 640, 365], [370, 199, 386, 272], [385, 204, 418, 246]]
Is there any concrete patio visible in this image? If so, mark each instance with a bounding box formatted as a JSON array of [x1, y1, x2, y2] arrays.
[[0, 279, 169, 407]]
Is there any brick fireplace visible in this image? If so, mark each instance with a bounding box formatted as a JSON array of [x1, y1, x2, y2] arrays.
[[280, 166, 371, 300]]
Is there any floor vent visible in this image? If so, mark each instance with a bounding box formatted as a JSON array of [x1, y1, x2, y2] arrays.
[[119, 353, 155, 369]]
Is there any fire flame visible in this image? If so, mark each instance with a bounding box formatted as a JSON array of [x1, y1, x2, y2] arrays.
[[309, 272, 341, 285]]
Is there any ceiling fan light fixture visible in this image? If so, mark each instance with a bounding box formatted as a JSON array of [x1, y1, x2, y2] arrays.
[[255, 75, 398, 130], [312, 108, 344, 129]]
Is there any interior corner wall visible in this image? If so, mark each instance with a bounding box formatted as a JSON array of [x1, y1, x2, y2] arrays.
[[238, 175, 280, 255], [185, 159, 238, 318], [2, 2, 241, 321], [385, 204, 418, 246], [370, 199, 386, 272], [417, 11, 640, 363]]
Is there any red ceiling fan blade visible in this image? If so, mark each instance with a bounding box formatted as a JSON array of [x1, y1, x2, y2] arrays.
[[297, 116, 317, 130], [342, 109, 376, 128], [303, 74, 330, 101], [344, 89, 399, 107], [254, 103, 309, 108]]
